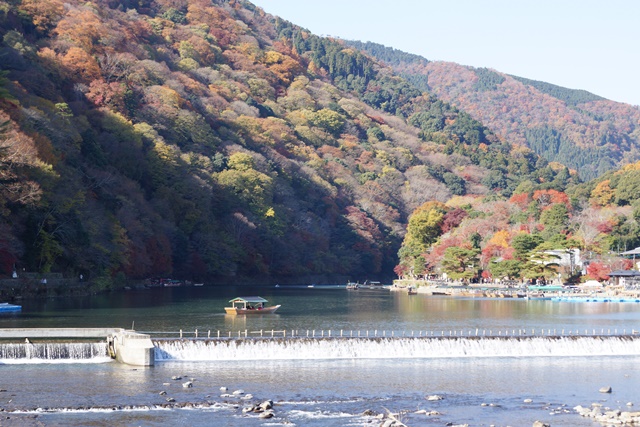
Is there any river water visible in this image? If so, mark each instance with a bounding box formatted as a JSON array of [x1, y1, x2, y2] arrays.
[[1, 285, 639, 426]]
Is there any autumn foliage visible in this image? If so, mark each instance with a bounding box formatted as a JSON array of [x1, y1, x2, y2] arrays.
[[349, 41, 640, 182], [0, 0, 637, 288], [586, 262, 610, 281]]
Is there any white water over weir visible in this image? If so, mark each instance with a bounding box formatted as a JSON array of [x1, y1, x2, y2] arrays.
[[0, 342, 109, 363], [1, 328, 637, 364], [0, 328, 155, 366], [153, 335, 640, 361]]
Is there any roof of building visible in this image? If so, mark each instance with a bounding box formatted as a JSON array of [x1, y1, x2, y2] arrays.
[[620, 247, 640, 255], [609, 270, 640, 277]]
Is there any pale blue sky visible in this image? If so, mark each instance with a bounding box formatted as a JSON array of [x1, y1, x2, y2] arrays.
[[250, 0, 639, 106]]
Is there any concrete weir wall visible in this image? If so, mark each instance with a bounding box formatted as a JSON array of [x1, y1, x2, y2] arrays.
[[0, 328, 155, 367], [110, 330, 155, 366], [0, 328, 121, 339]]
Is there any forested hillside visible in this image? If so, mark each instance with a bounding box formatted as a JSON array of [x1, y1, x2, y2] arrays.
[[348, 41, 640, 181], [0, 0, 566, 287]]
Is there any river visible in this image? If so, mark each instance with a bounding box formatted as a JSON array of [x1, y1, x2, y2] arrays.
[[0, 284, 638, 426]]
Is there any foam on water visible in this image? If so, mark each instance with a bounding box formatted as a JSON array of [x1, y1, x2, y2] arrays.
[[277, 398, 371, 405], [7, 402, 235, 414], [287, 409, 359, 419], [153, 335, 640, 361], [0, 357, 113, 365]]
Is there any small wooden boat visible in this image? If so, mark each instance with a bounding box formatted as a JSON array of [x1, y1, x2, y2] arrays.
[[225, 297, 280, 315], [407, 286, 418, 295]]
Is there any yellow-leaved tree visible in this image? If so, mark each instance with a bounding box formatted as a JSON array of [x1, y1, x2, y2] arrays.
[[395, 201, 447, 278]]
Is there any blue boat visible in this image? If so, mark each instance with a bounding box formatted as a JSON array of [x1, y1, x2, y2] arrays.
[[0, 302, 21, 312]]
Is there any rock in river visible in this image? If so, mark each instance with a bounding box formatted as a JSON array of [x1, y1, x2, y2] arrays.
[[426, 394, 443, 401]]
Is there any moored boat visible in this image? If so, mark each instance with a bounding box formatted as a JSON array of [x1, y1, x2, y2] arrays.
[[346, 281, 359, 290], [361, 280, 384, 289], [224, 297, 280, 315], [163, 279, 183, 287], [0, 302, 21, 312]]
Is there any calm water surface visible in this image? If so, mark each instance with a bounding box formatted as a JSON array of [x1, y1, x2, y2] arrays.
[[1, 285, 638, 426], [3, 285, 639, 333]]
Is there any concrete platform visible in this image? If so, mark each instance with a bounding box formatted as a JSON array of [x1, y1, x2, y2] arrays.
[[0, 328, 121, 339]]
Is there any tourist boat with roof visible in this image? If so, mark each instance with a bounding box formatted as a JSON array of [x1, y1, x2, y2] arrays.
[[224, 296, 280, 315]]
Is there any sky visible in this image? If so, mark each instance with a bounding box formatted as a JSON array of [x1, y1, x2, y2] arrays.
[[249, 0, 640, 106]]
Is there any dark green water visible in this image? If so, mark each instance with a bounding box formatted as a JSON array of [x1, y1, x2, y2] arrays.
[[2, 284, 639, 335]]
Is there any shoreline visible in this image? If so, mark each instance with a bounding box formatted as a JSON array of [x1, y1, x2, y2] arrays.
[[390, 279, 640, 300], [0, 273, 367, 301]]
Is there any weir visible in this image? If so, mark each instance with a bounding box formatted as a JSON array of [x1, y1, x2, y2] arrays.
[[153, 334, 640, 361], [1, 328, 639, 365], [0, 328, 155, 366], [0, 342, 109, 363]]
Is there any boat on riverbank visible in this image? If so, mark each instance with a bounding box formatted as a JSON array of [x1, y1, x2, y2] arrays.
[[0, 302, 21, 312], [552, 296, 640, 303], [224, 296, 280, 315], [347, 280, 386, 290], [346, 281, 359, 290], [163, 279, 183, 287], [362, 280, 384, 289]]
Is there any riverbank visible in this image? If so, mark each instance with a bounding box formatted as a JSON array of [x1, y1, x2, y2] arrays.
[[0, 272, 106, 301], [0, 272, 362, 301], [391, 279, 640, 300]]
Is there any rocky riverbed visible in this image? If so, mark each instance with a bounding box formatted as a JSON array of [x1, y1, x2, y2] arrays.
[[575, 403, 640, 425]]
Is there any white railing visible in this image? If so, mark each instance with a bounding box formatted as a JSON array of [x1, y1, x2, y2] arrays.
[[144, 328, 639, 340]]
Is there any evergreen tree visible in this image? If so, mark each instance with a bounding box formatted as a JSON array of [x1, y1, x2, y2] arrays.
[[441, 246, 479, 281]]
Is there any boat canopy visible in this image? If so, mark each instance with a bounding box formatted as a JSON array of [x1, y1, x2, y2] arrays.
[[228, 296, 268, 303]]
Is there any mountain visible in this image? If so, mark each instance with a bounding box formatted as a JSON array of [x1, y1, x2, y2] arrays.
[[347, 40, 640, 181], [0, 0, 568, 287]]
